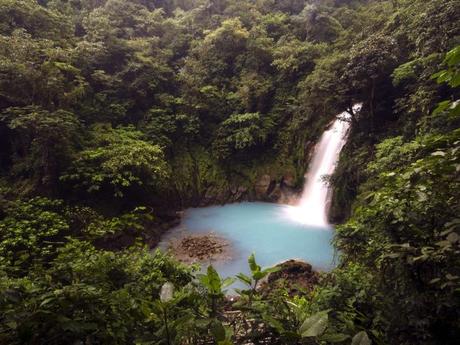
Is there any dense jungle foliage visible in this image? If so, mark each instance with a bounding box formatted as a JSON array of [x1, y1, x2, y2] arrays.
[[0, 0, 459, 344]]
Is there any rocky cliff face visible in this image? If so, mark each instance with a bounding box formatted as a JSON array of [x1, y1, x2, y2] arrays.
[[166, 146, 304, 208], [198, 172, 300, 206]]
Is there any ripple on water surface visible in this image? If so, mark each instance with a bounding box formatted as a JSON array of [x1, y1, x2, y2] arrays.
[[160, 202, 337, 290]]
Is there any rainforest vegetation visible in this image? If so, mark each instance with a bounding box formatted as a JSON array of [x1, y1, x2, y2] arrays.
[[0, 0, 459, 344]]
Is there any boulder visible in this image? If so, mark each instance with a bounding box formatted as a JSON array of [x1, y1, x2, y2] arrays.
[[201, 185, 230, 206], [267, 183, 282, 201], [255, 174, 273, 197], [281, 174, 296, 188], [261, 260, 319, 296], [231, 186, 248, 201]]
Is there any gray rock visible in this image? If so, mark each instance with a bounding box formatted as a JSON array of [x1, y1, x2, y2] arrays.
[[255, 174, 272, 196]]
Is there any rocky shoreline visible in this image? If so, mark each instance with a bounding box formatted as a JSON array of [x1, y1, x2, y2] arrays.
[[164, 230, 320, 295]]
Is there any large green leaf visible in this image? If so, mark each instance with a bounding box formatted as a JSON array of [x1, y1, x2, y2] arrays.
[[221, 277, 235, 289], [352, 331, 371, 345], [248, 253, 260, 273], [262, 314, 284, 333], [321, 333, 350, 343], [253, 270, 268, 280], [159, 282, 174, 302], [299, 311, 329, 337], [236, 273, 252, 286], [262, 266, 281, 275], [217, 341, 233, 345], [210, 320, 226, 341], [207, 265, 221, 293]]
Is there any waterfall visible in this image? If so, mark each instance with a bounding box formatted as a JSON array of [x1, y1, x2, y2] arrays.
[[285, 104, 361, 226]]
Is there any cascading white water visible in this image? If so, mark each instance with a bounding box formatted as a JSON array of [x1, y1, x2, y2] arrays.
[[285, 104, 361, 226]]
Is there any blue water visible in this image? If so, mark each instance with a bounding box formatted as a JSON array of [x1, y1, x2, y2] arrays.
[[161, 202, 336, 291]]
